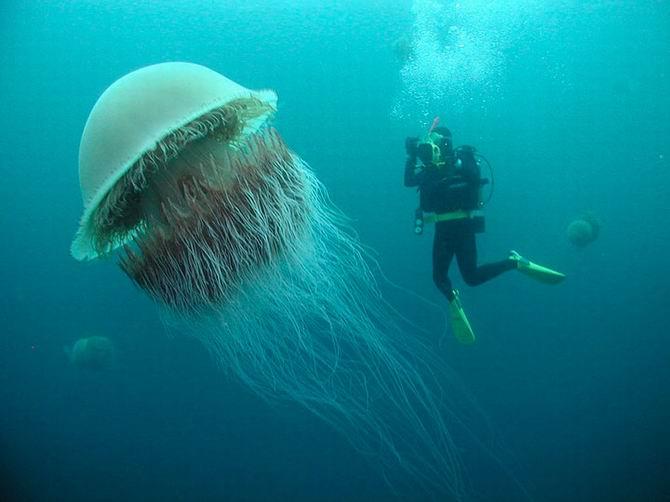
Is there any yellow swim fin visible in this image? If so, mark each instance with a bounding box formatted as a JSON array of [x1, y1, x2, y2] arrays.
[[509, 250, 566, 285], [448, 290, 476, 344]]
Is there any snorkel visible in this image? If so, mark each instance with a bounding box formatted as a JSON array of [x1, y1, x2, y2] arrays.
[[427, 115, 440, 136]]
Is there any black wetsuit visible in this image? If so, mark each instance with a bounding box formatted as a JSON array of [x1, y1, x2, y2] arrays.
[[404, 147, 514, 302]]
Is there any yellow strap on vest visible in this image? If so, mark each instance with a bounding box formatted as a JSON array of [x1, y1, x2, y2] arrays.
[[423, 210, 476, 224]]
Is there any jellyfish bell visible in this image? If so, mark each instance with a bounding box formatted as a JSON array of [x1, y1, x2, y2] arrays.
[[567, 219, 593, 247], [567, 212, 601, 248], [67, 336, 115, 371], [70, 62, 511, 498]]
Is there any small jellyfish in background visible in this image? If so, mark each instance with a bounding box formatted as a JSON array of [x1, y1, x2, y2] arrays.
[[567, 212, 601, 248], [69, 62, 473, 497], [392, 34, 414, 63], [67, 336, 115, 371]]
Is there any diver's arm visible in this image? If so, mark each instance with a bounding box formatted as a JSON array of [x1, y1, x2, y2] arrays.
[[404, 158, 422, 187], [404, 136, 422, 187]]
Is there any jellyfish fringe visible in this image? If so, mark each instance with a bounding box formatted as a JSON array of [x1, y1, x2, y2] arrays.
[[120, 125, 469, 498], [90, 97, 274, 257]]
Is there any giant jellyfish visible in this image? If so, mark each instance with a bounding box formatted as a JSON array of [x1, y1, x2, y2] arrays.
[[71, 62, 468, 497]]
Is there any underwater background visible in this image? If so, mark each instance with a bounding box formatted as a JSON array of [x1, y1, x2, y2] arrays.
[[1, 0, 668, 500]]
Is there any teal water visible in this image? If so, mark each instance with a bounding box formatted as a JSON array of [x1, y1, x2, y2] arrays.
[[1, 1, 669, 500]]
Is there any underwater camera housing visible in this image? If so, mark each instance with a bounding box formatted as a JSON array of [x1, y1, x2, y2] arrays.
[[416, 142, 436, 165]]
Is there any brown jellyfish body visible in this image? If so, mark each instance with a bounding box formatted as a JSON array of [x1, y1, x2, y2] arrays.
[[71, 62, 471, 497]]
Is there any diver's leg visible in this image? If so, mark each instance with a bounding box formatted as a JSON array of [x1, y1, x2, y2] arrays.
[[438, 224, 476, 344], [456, 230, 515, 287], [432, 223, 456, 301]]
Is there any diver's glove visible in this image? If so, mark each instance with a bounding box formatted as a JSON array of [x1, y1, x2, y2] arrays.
[[405, 136, 419, 159]]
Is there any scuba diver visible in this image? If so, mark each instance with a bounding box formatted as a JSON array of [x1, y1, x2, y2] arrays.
[[404, 121, 565, 344]]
